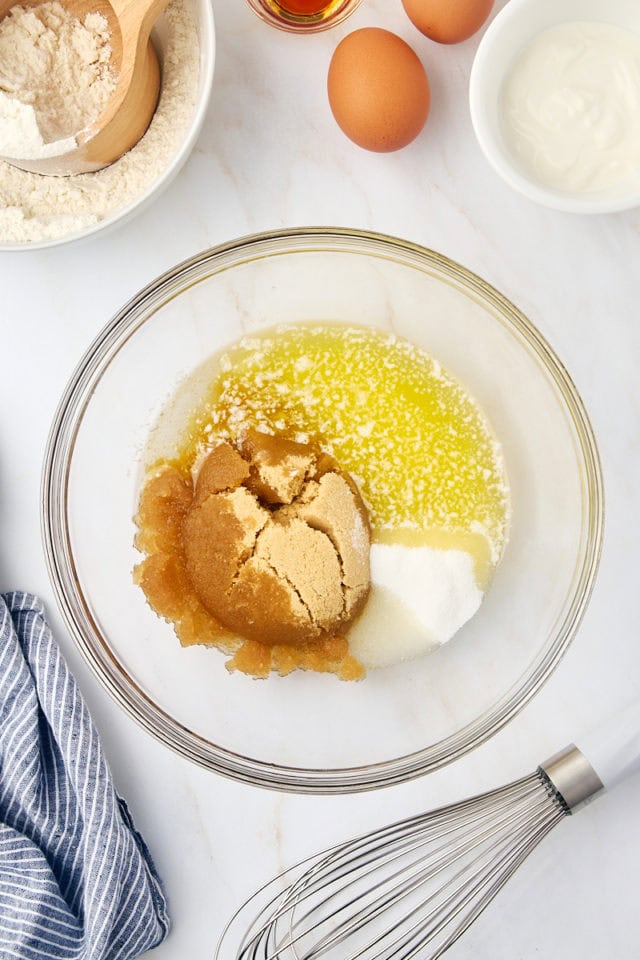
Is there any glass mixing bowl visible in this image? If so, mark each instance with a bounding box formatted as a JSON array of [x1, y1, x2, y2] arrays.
[[42, 228, 603, 793]]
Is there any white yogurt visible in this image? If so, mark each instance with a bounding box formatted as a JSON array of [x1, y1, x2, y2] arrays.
[[501, 21, 640, 194], [348, 544, 483, 669]]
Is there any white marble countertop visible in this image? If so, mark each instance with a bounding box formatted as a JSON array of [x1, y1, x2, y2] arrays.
[[1, 0, 639, 956]]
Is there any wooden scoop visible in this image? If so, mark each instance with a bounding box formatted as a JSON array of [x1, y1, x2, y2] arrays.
[[0, 0, 170, 176]]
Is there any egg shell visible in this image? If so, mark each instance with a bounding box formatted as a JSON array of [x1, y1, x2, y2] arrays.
[[327, 28, 430, 153], [401, 0, 494, 44]]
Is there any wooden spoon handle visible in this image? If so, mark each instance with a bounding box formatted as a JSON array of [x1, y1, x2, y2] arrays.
[[109, 0, 171, 43]]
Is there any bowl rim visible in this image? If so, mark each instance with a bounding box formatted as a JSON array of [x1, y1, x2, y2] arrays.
[[469, 0, 640, 214], [0, 0, 216, 254], [41, 226, 605, 794]]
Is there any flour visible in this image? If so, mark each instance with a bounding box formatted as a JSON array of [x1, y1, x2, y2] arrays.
[[0, 3, 115, 158], [0, 0, 200, 244], [0, 93, 76, 160]]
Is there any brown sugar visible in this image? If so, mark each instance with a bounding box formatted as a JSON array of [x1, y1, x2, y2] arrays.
[[240, 429, 315, 504], [194, 442, 251, 502], [134, 429, 371, 679], [295, 471, 370, 617]]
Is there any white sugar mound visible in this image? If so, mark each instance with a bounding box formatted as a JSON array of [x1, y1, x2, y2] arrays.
[[349, 544, 483, 669]]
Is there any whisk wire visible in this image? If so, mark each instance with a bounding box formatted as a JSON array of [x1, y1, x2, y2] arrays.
[[374, 801, 566, 960], [427, 807, 566, 960], [221, 770, 570, 960], [295, 786, 564, 960], [287, 785, 557, 960], [283, 775, 549, 926]]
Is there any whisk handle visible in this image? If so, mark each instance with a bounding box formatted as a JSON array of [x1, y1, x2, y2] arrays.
[[541, 701, 640, 811], [576, 700, 640, 793]]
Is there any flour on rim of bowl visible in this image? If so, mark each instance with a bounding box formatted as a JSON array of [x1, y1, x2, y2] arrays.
[[0, 0, 199, 244]]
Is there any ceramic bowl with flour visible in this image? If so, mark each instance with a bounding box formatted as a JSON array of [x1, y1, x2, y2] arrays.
[[0, 0, 215, 251]]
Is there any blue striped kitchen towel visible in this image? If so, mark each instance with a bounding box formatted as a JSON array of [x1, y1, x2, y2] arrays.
[[0, 591, 170, 959]]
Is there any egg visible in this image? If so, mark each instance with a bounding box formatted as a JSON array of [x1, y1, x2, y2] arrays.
[[401, 0, 494, 44], [327, 28, 430, 152]]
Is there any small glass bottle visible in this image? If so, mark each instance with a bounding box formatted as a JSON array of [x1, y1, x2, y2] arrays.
[[245, 0, 363, 33]]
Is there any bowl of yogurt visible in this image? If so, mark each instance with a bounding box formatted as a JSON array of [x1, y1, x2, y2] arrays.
[[470, 0, 640, 213], [42, 228, 603, 792]]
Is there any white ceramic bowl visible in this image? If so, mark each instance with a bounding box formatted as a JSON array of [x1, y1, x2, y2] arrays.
[[469, 0, 640, 214], [0, 0, 215, 253]]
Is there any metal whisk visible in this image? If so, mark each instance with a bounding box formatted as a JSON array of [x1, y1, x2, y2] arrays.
[[217, 704, 640, 960]]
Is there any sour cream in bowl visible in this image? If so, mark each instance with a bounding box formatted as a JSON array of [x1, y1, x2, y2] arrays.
[[469, 0, 640, 213]]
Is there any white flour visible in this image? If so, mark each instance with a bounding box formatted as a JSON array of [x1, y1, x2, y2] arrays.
[[0, 93, 76, 160], [0, 0, 199, 244], [0, 3, 115, 158]]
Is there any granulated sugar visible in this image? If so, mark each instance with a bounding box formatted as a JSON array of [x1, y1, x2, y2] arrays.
[[0, 3, 115, 158], [348, 543, 483, 669], [0, 0, 199, 244]]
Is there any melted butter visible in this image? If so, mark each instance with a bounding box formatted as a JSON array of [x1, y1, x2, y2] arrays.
[[374, 527, 493, 589], [176, 324, 510, 573], [136, 323, 510, 679]]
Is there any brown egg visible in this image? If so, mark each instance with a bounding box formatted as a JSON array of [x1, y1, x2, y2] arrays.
[[327, 28, 430, 152], [401, 0, 494, 44]]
